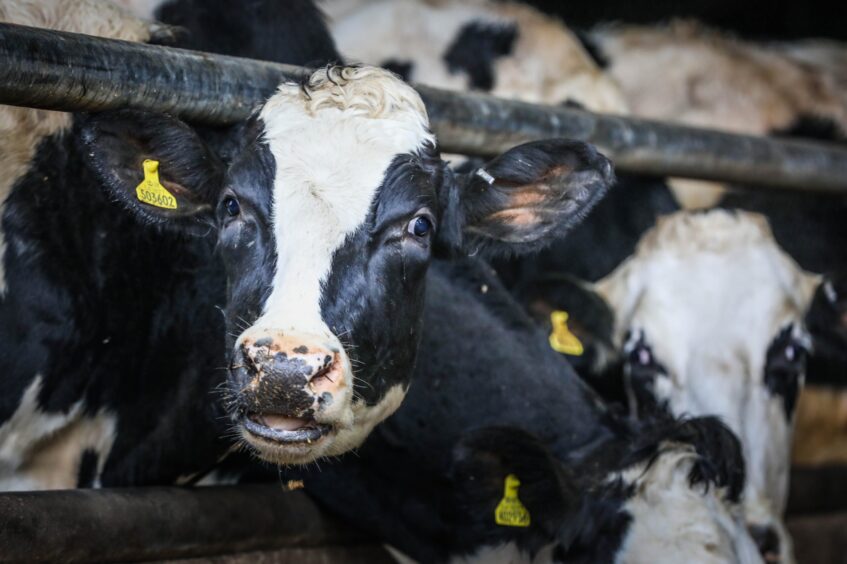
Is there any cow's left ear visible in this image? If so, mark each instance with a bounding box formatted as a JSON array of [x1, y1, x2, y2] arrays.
[[81, 110, 224, 229], [439, 139, 613, 256]]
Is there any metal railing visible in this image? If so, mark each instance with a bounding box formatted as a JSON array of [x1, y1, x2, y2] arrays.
[[1, 22, 847, 193]]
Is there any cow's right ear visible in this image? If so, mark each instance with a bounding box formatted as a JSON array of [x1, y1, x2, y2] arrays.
[[81, 110, 224, 228]]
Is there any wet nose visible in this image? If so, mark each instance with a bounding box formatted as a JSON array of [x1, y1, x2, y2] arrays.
[[231, 329, 346, 416], [748, 524, 781, 563]]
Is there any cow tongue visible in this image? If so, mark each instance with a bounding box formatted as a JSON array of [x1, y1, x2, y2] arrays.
[[261, 414, 310, 431]]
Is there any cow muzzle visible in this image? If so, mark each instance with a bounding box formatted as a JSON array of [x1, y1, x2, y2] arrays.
[[228, 328, 353, 463]]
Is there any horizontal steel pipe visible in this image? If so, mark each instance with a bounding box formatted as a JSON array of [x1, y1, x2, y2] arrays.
[[0, 485, 378, 562], [2, 22, 847, 192]]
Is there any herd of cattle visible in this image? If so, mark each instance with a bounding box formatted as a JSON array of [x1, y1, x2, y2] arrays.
[[1, 0, 846, 562]]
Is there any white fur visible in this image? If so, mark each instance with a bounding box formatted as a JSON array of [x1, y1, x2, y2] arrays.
[[597, 210, 819, 562], [0, 0, 151, 293], [449, 542, 534, 564], [593, 21, 847, 209], [253, 66, 433, 341], [614, 446, 762, 564], [330, 0, 628, 114], [0, 376, 117, 490]]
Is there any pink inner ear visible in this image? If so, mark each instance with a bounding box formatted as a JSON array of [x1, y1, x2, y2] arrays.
[[508, 187, 549, 207], [488, 208, 539, 227]]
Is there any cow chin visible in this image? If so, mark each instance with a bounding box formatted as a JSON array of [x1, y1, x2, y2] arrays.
[[238, 384, 407, 465]]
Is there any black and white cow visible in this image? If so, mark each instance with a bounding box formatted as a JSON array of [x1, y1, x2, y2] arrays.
[[0, 0, 344, 489], [2, 24, 614, 489], [326, 0, 628, 114], [276, 257, 759, 563], [519, 211, 822, 563]]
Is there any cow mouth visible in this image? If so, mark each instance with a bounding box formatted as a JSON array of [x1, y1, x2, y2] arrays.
[[242, 413, 332, 444]]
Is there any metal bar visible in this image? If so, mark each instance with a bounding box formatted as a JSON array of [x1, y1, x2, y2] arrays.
[[0, 485, 381, 562], [2, 22, 847, 193]]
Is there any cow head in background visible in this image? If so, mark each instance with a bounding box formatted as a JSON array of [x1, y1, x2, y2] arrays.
[[82, 66, 613, 465], [586, 210, 815, 563]]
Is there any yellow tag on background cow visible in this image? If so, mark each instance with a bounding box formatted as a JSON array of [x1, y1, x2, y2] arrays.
[[495, 474, 531, 527], [549, 310, 584, 356], [136, 159, 177, 209]]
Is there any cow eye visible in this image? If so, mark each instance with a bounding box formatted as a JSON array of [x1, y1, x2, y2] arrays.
[[408, 215, 433, 238], [222, 196, 240, 217]]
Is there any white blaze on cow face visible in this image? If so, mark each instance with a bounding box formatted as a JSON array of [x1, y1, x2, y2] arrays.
[[597, 210, 818, 562], [231, 67, 435, 463]]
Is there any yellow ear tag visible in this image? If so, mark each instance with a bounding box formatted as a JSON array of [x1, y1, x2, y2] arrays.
[[549, 310, 584, 356], [136, 159, 177, 209], [495, 474, 531, 527]]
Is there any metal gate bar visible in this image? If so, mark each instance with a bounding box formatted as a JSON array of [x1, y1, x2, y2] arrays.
[[2, 23, 847, 193], [0, 485, 387, 562]]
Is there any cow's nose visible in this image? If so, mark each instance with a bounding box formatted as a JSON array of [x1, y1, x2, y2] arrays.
[[748, 524, 781, 563], [231, 329, 347, 418]]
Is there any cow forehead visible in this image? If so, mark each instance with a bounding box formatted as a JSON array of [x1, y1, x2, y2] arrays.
[[599, 211, 820, 383], [253, 67, 435, 335], [259, 67, 434, 236]]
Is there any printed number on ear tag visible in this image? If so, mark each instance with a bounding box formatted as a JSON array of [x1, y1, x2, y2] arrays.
[[549, 310, 584, 356], [136, 159, 177, 209], [495, 474, 531, 527]]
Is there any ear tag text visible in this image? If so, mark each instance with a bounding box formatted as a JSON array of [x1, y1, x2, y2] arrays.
[[495, 474, 531, 527], [549, 310, 584, 356], [136, 159, 177, 209]]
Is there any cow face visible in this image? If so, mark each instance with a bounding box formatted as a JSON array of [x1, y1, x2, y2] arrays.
[[83, 66, 613, 465], [595, 210, 818, 563]]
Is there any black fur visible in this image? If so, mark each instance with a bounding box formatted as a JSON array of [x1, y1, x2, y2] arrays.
[[805, 275, 847, 387], [76, 450, 100, 488], [280, 259, 746, 562], [0, 0, 341, 486], [763, 326, 807, 420], [573, 29, 609, 69], [155, 0, 341, 67], [380, 58, 414, 82], [443, 20, 518, 91]]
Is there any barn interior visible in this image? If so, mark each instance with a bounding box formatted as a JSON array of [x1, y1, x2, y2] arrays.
[[0, 0, 846, 562]]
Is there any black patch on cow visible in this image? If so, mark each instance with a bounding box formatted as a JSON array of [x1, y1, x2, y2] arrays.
[[573, 29, 609, 69], [622, 331, 671, 419], [380, 58, 414, 82], [77, 449, 99, 488], [749, 524, 781, 562], [764, 326, 807, 420], [561, 99, 586, 110], [154, 0, 341, 67], [771, 114, 846, 143], [805, 275, 847, 386], [443, 20, 518, 91]]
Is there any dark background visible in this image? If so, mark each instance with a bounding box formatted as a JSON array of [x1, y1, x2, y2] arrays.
[[523, 0, 847, 40]]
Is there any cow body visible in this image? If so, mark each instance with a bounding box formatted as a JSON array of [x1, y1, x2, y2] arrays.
[[279, 257, 757, 563], [0, 0, 342, 489]]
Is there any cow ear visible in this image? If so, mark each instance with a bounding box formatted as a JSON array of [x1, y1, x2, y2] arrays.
[[81, 110, 224, 228], [439, 139, 613, 256]]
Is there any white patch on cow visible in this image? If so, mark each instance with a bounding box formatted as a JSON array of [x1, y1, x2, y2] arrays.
[[324, 383, 407, 457], [330, 0, 628, 114], [0, 375, 117, 490], [593, 20, 847, 209], [449, 542, 533, 564], [597, 210, 818, 562], [0, 0, 151, 294], [613, 445, 762, 564], [252, 65, 433, 339]]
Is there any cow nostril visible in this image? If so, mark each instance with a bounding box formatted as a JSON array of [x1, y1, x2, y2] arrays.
[[748, 525, 781, 563]]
